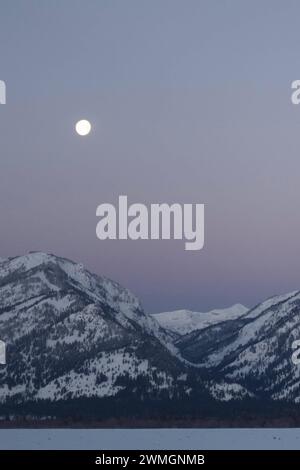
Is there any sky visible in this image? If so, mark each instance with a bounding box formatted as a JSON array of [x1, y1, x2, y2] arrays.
[[1, 0, 300, 313]]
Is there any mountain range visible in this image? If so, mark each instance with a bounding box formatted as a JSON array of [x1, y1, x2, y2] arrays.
[[0, 252, 300, 425]]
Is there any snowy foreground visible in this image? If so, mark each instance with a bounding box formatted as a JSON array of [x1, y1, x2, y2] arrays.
[[0, 429, 300, 450]]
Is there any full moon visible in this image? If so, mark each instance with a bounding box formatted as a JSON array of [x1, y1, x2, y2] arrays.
[[75, 119, 91, 136]]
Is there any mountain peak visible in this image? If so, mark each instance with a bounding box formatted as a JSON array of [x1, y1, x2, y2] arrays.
[[3, 251, 61, 272], [0, 252, 181, 408], [152, 303, 248, 335]]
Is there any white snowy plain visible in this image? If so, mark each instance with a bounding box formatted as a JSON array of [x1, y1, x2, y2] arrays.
[[0, 429, 299, 450]]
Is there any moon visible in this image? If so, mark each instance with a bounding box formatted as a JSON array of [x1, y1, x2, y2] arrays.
[[75, 119, 91, 136]]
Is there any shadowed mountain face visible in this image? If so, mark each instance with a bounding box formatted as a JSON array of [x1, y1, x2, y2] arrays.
[[0, 252, 300, 422]]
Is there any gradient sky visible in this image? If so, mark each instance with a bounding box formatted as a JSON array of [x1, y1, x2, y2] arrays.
[[1, 0, 300, 313]]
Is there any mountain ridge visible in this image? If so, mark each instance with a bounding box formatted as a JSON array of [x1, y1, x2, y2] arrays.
[[152, 304, 248, 336]]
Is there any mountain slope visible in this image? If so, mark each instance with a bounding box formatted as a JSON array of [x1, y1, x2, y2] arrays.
[[177, 291, 300, 401], [0, 252, 183, 406]]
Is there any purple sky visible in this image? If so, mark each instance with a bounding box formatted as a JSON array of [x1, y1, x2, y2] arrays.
[[1, 1, 300, 313]]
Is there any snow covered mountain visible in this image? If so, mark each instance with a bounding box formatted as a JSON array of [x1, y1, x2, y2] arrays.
[[1, 251, 300, 422], [0, 252, 183, 408], [177, 291, 300, 402], [152, 304, 248, 336]]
